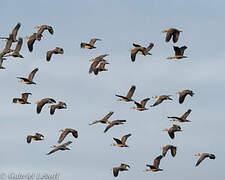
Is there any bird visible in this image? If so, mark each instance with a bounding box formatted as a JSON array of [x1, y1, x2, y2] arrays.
[[80, 38, 101, 49], [35, 25, 54, 40], [167, 109, 192, 122], [89, 54, 109, 74], [50, 101, 67, 115], [27, 133, 44, 143], [161, 145, 177, 157], [46, 47, 64, 62], [47, 141, 72, 155], [111, 134, 131, 147], [13, 93, 32, 104], [93, 62, 109, 75], [36, 98, 56, 114], [195, 153, 216, 166], [151, 95, 172, 107], [143, 155, 164, 172], [112, 163, 130, 177], [167, 46, 187, 60], [115, 85, 136, 102], [104, 120, 126, 133], [163, 124, 182, 139], [131, 98, 150, 111], [26, 33, 38, 52], [177, 90, 195, 104], [17, 68, 38, 85], [162, 28, 182, 43], [89, 111, 114, 125], [58, 128, 78, 143], [132, 43, 154, 55], [6, 37, 24, 58]]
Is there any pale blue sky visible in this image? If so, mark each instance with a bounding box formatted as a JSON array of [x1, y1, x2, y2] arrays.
[[0, 0, 224, 179]]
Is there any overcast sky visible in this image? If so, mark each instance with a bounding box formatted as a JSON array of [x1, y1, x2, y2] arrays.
[[0, 0, 224, 179]]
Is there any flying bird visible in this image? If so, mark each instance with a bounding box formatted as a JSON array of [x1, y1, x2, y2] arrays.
[[104, 120, 126, 133], [89, 54, 109, 74], [167, 109, 192, 122], [116, 85, 136, 102], [46, 47, 64, 62], [113, 163, 130, 177], [27, 133, 44, 143], [17, 68, 39, 85], [50, 101, 67, 115], [161, 145, 177, 157], [133, 43, 154, 55], [195, 153, 216, 166], [47, 141, 72, 155], [162, 28, 182, 43], [36, 98, 56, 114], [6, 37, 24, 58], [35, 25, 54, 40], [167, 46, 187, 60], [13, 93, 32, 104], [143, 155, 164, 172], [177, 90, 195, 104], [130, 45, 145, 62], [80, 38, 101, 49], [163, 124, 182, 139], [131, 98, 150, 111], [58, 128, 78, 143], [151, 95, 172, 107], [111, 134, 131, 147], [89, 111, 114, 125]]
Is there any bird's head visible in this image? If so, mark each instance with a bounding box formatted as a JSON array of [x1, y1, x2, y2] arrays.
[[50, 145, 57, 148], [152, 96, 158, 99], [195, 153, 201, 156], [59, 129, 64, 133], [161, 30, 168, 33]]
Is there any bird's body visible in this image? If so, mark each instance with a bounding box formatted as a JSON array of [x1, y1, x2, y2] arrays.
[[80, 38, 101, 49], [111, 134, 131, 147], [47, 141, 72, 155], [177, 90, 194, 104], [46, 47, 64, 62], [168, 109, 192, 122], [132, 98, 150, 111], [36, 98, 56, 114], [162, 28, 182, 43], [27, 133, 44, 143], [17, 68, 38, 85], [151, 95, 172, 107], [13, 93, 32, 104], [89, 111, 113, 125], [163, 124, 182, 139], [195, 153, 216, 166], [167, 46, 187, 60], [144, 155, 163, 172], [116, 85, 136, 102], [113, 163, 130, 177], [161, 145, 177, 157], [104, 120, 126, 133], [58, 128, 78, 143]]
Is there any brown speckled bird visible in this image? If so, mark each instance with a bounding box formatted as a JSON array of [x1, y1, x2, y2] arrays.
[[47, 141, 72, 155], [116, 85, 136, 102], [17, 68, 38, 85], [46, 47, 64, 62], [163, 124, 182, 139], [27, 133, 44, 143], [113, 163, 130, 177], [162, 28, 182, 43], [89, 111, 114, 125], [13, 93, 32, 104], [104, 120, 126, 133], [50, 101, 67, 115], [167, 109, 192, 122], [131, 98, 150, 111], [151, 95, 172, 107], [80, 38, 101, 49], [177, 90, 195, 104], [167, 46, 187, 60], [144, 155, 164, 172], [195, 153, 216, 166], [111, 134, 131, 147], [58, 128, 78, 143]]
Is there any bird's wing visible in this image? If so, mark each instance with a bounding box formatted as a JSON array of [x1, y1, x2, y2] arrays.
[[146, 43, 154, 52], [162, 145, 170, 157], [168, 129, 175, 139], [165, 29, 174, 42], [130, 48, 142, 62], [181, 109, 192, 119], [196, 154, 207, 166], [121, 134, 131, 144], [102, 111, 114, 122], [133, 43, 141, 47], [27, 136, 32, 143], [46, 50, 53, 62], [153, 155, 163, 168], [50, 105, 56, 115], [151, 98, 163, 107], [126, 85, 136, 99], [113, 138, 123, 144], [11, 23, 21, 41], [172, 30, 180, 43], [37, 98, 56, 114], [173, 46, 181, 56], [104, 124, 113, 133], [27, 36, 36, 52], [179, 46, 187, 56], [58, 130, 71, 143], [115, 95, 129, 101], [47, 26, 54, 34], [21, 93, 31, 102], [89, 38, 101, 45], [89, 61, 99, 74], [140, 98, 150, 107], [179, 93, 187, 104], [171, 146, 177, 157], [113, 167, 119, 177], [68, 128, 78, 138], [47, 147, 60, 155], [28, 68, 38, 81], [14, 37, 23, 53], [134, 101, 142, 108]]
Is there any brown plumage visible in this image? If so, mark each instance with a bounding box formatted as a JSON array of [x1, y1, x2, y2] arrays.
[[167, 109, 192, 122], [36, 98, 56, 114], [163, 124, 182, 139], [46, 47, 64, 62], [17, 68, 38, 85], [195, 153, 216, 166], [130, 46, 146, 62], [6, 37, 23, 58], [80, 38, 101, 49], [133, 43, 154, 55], [2, 34, 14, 54], [89, 111, 114, 125], [177, 90, 195, 104], [144, 155, 164, 172], [113, 163, 130, 177], [36, 25, 54, 40], [27, 33, 38, 52], [11, 22, 21, 42], [167, 46, 188, 60], [47, 141, 72, 155], [58, 128, 78, 143], [93, 62, 109, 75], [111, 134, 131, 147], [161, 145, 177, 157], [50, 101, 67, 115], [116, 85, 136, 102], [27, 133, 44, 143], [162, 28, 182, 43], [151, 95, 172, 107], [104, 120, 126, 133], [89, 54, 109, 74], [132, 98, 150, 111], [13, 93, 32, 104]]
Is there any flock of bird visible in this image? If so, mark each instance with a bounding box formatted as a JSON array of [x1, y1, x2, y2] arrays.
[[0, 23, 216, 177]]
